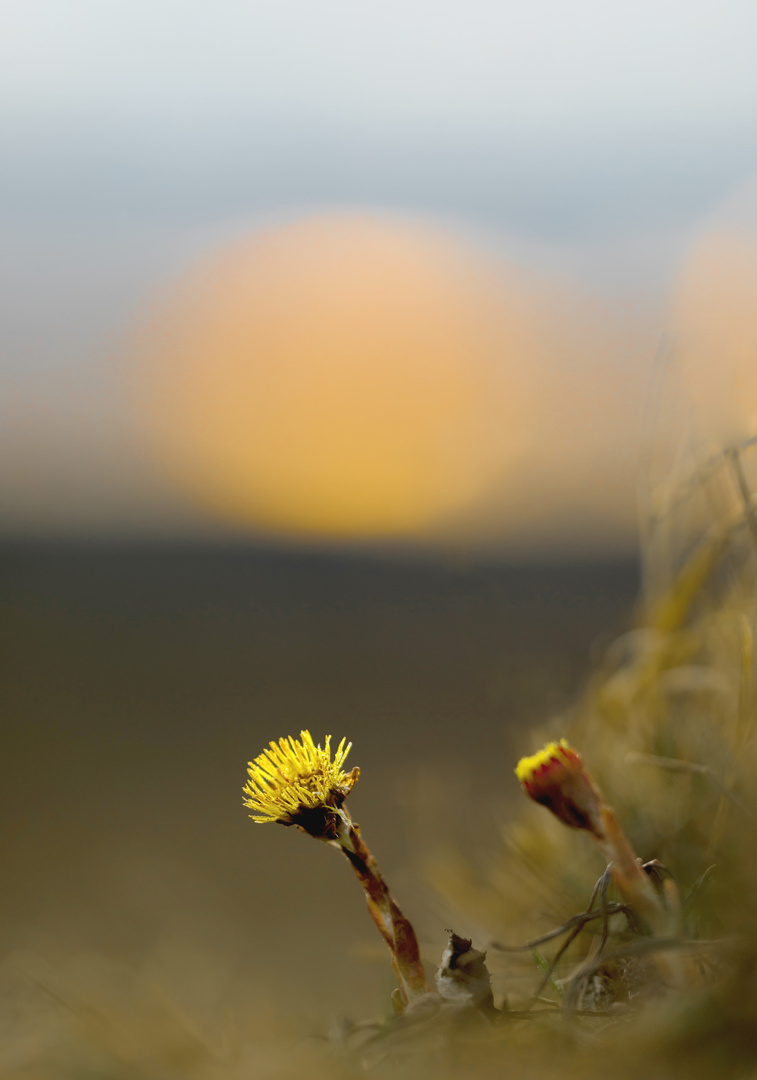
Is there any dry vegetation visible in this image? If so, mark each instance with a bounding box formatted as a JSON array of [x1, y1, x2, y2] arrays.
[[423, 435, 757, 1079]]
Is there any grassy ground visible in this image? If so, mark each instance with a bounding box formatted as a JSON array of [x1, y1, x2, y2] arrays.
[[4, 437, 757, 1077]]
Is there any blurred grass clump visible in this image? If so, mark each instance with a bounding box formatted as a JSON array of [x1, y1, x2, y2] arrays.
[[428, 436, 757, 1078], [6, 438, 757, 1079]]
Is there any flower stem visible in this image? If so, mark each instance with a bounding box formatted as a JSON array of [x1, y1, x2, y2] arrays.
[[334, 809, 429, 1006], [597, 807, 667, 933]]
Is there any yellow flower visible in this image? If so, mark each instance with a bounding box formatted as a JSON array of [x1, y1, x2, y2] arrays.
[[515, 739, 604, 836], [243, 730, 359, 834]]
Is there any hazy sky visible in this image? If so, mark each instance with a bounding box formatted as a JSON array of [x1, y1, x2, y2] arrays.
[[3, 1, 757, 545], [4, 1, 757, 231]]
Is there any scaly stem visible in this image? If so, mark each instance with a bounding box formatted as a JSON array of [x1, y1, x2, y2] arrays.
[[333, 809, 429, 1006]]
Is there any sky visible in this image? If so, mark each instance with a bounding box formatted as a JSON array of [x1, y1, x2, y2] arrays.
[[3, 1, 757, 550]]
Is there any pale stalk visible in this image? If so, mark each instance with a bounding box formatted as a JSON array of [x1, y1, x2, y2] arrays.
[[597, 806, 693, 988], [598, 807, 670, 935]]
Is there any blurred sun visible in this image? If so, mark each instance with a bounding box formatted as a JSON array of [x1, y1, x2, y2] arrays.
[[134, 213, 539, 541]]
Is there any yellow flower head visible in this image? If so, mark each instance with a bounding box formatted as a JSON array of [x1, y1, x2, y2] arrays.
[[515, 739, 605, 836], [515, 739, 576, 784], [243, 730, 359, 836]]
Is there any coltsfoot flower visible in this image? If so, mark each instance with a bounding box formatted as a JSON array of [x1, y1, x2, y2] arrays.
[[515, 739, 604, 836], [243, 730, 359, 837], [242, 730, 429, 1006]]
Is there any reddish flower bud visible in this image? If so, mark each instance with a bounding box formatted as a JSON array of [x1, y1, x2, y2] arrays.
[[515, 740, 605, 837]]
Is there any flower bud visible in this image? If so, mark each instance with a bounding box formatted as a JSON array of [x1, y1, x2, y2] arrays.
[[515, 740, 605, 837]]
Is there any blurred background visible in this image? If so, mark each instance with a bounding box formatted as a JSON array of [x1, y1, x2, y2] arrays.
[[3, 0, 757, 1063]]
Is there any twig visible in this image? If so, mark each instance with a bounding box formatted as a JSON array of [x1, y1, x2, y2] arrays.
[[489, 903, 627, 954], [490, 867, 632, 1011], [597, 864, 614, 953]]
